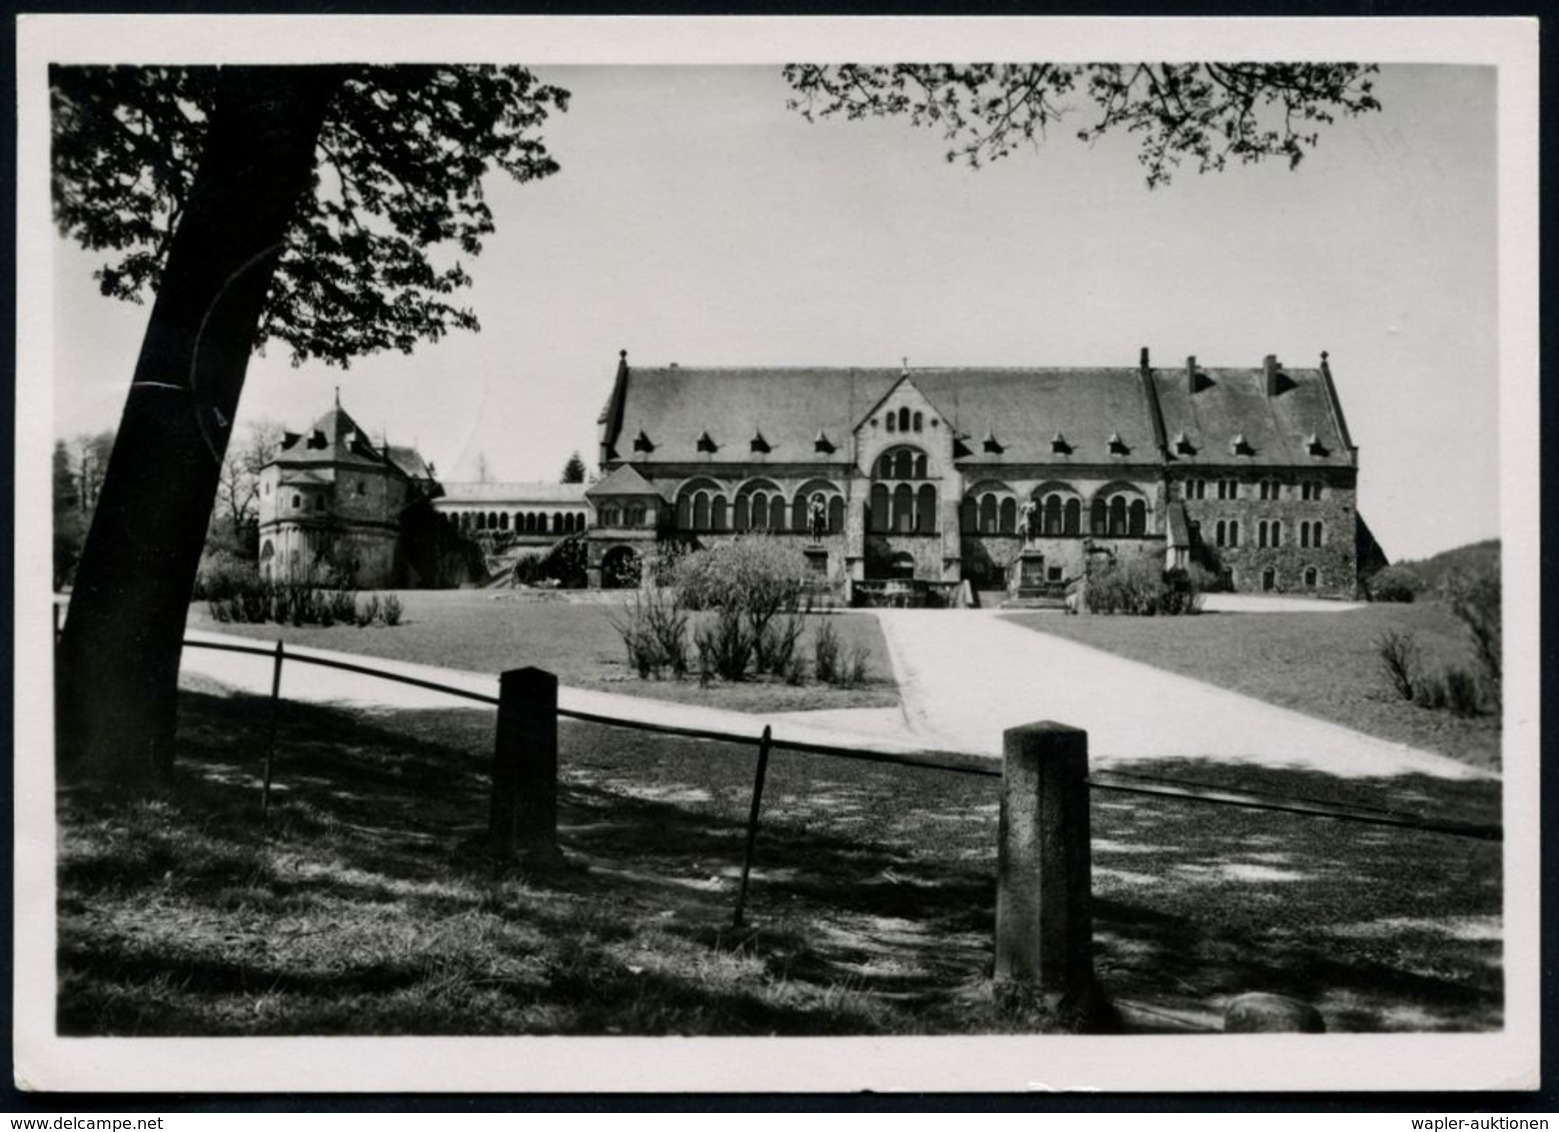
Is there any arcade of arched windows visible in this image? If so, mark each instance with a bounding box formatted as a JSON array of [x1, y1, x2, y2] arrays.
[[1089, 485, 1150, 538], [872, 445, 930, 481], [734, 480, 789, 532], [869, 446, 936, 535], [960, 482, 1149, 538], [672, 477, 846, 535], [960, 481, 1017, 535], [449, 510, 589, 535], [882, 406, 926, 436]]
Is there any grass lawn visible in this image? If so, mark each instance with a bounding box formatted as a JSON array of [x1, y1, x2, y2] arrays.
[[57, 686, 1501, 1036], [1004, 602, 1501, 771], [185, 590, 897, 714]]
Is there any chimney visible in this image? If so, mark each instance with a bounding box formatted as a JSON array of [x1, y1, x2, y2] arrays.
[[1139, 346, 1150, 370], [1264, 354, 1280, 396], [1186, 355, 1198, 394]]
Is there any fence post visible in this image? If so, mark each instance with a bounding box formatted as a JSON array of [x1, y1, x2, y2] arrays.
[[262, 640, 284, 813], [489, 666, 564, 871], [732, 725, 773, 928], [996, 721, 1095, 1006]]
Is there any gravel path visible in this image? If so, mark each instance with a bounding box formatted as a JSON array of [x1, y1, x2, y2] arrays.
[[871, 610, 1491, 780]]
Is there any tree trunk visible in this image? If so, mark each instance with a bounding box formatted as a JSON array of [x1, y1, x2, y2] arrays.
[[57, 66, 345, 788]]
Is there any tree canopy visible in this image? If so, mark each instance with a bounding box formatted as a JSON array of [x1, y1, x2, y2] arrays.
[[783, 64, 1380, 186], [52, 64, 569, 366]]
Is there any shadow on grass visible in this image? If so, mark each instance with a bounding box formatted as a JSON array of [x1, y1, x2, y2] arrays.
[[56, 689, 1502, 1036]]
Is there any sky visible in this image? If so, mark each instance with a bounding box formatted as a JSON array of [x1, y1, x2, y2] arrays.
[[51, 62, 1500, 561]]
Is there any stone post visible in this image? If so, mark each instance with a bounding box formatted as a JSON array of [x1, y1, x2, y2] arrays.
[[489, 666, 565, 871], [996, 721, 1095, 1004]]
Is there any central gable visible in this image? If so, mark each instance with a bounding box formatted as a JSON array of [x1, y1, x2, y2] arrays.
[[853, 375, 955, 477]]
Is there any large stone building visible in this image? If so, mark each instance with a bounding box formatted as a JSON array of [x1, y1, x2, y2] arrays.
[[585, 349, 1371, 598], [257, 398, 441, 587]]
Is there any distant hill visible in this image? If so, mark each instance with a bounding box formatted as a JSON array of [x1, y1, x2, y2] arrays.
[[1396, 539, 1500, 592]]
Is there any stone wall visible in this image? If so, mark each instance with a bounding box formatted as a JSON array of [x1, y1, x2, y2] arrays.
[[1176, 471, 1357, 597]]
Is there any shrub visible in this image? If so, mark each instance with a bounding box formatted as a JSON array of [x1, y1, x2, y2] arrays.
[[842, 642, 872, 689], [780, 652, 808, 686], [510, 552, 548, 587], [377, 594, 404, 626], [355, 594, 381, 627], [1442, 565, 1501, 707], [1159, 565, 1211, 616], [540, 533, 589, 589], [676, 538, 807, 636], [1442, 665, 1482, 718], [812, 618, 841, 684], [1411, 669, 1447, 711], [194, 551, 259, 602], [1084, 557, 1181, 616], [1368, 564, 1422, 603], [694, 607, 754, 683], [609, 588, 690, 680], [1375, 629, 1422, 701], [754, 611, 805, 675], [325, 588, 359, 626]]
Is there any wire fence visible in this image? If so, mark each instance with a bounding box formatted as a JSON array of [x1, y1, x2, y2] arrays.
[[178, 634, 1502, 844]]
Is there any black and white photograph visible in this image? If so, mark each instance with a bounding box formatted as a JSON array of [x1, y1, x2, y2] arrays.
[[14, 15, 1539, 1095]]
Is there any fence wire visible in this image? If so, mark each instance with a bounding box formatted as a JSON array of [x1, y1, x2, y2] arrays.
[[178, 635, 1501, 842]]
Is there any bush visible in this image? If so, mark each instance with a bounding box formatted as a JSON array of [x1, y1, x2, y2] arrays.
[[781, 652, 808, 686], [610, 588, 690, 680], [194, 551, 259, 602], [1084, 557, 1198, 616], [325, 587, 359, 626], [1376, 629, 1422, 701], [1368, 564, 1422, 603], [1410, 669, 1447, 711], [694, 607, 754, 683], [377, 593, 404, 626], [754, 611, 805, 675], [1442, 565, 1500, 707], [355, 594, 381, 627], [812, 618, 841, 684], [841, 642, 872, 689], [1442, 665, 1482, 718], [510, 552, 548, 587], [1159, 565, 1211, 616], [539, 533, 589, 589], [676, 538, 807, 637]]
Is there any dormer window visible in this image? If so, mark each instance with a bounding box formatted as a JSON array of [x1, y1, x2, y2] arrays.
[[1107, 432, 1130, 456], [1231, 433, 1256, 457], [1306, 433, 1330, 458], [814, 430, 836, 455], [696, 430, 719, 454], [952, 435, 972, 459], [982, 430, 1004, 455], [632, 429, 655, 454], [1173, 431, 1198, 456], [750, 430, 771, 454], [1051, 432, 1072, 456]]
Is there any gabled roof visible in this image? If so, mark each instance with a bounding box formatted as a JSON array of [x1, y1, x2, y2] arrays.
[[585, 462, 667, 501], [1152, 364, 1356, 468], [606, 366, 1164, 467], [440, 482, 590, 505]]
